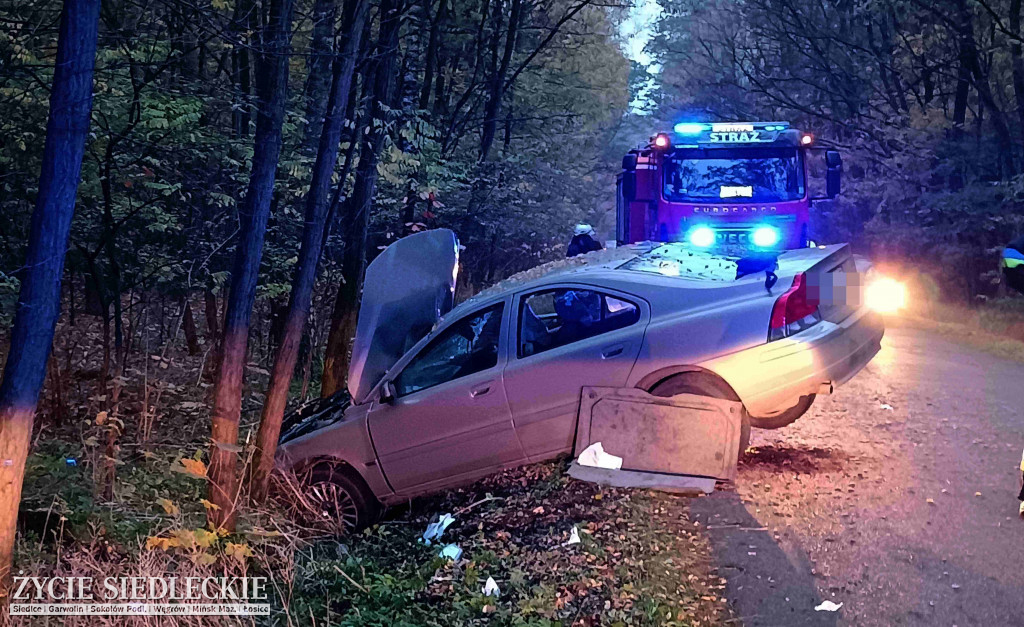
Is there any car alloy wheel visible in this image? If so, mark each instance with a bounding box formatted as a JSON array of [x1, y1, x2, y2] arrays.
[[299, 463, 380, 533], [309, 479, 361, 531]]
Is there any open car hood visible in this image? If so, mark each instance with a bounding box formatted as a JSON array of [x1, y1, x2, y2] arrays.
[[347, 229, 459, 403]]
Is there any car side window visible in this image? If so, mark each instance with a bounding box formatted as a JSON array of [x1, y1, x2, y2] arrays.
[[518, 289, 640, 358], [396, 303, 504, 397]]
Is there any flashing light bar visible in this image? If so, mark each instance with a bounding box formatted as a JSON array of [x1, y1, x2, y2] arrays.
[[685, 224, 781, 249], [674, 123, 708, 135], [673, 121, 790, 135]]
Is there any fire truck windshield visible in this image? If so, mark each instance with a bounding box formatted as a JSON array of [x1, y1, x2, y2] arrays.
[[662, 147, 805, 203]]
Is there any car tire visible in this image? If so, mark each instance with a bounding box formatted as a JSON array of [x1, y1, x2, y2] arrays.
[[748, 394, 815, 429], [304, 463, 381, 533], [648, 373, 751, 454]]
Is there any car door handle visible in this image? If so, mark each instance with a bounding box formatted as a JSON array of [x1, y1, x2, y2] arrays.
[[470, 384, 492, 397], [601, 345, 625, 359]]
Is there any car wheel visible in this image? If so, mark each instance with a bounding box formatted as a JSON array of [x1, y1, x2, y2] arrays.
[[649, 373, 751, 454], [748, 394, 815, 429], [304, 463, 381, 533]]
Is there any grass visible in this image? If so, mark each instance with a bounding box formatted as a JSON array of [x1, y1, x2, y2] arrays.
[[271, 461, 732, 625], [889, 269, 1024, 362], [14, 448, 733, 626]]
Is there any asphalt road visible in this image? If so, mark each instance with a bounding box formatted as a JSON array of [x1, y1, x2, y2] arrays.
[[690, 325, 1024, 626]]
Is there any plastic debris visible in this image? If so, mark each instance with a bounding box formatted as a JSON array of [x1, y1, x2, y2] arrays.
[[880, 403, 894, 411], [814, 601, 843, 612], [482, 577, 501, 597], [421, 513, 456, 545], [65, 458, 77, 467], [577, 442, 622, 470], [438, 544, 463, 561], [561, 526, 581, 547]]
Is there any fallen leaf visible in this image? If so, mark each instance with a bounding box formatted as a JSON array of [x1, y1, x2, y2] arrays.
[[172, 458, 207, 478], [155, 498, 179, 516]]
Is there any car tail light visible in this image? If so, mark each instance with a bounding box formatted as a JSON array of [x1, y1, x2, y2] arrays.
[[769, 272, 822, 341]]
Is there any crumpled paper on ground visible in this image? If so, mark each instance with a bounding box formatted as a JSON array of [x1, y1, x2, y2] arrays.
[[421, 513, 456, 545], [577, 442, 622, 470], [482, 576, 500, 597], [438, 543, 463, 561], [815, 600, 843, 612]]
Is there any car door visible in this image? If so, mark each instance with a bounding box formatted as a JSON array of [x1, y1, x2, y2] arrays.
[[367, 299, 525, 494], [503, 284, 649, 461]]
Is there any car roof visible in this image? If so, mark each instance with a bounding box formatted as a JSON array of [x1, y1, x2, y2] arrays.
[[445, 242, 742, 321]]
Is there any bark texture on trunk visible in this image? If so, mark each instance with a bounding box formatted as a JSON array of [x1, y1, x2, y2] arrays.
[[0, 0, 100, 595], [320, 0, 402, 398], [249, 0, 370, 501], [207, 0, 295, 531]]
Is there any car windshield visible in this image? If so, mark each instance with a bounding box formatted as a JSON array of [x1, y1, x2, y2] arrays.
[[663, 147, 804, 203]]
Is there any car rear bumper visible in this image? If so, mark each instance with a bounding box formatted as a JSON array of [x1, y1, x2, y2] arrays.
[[702, 308, 884, 417]]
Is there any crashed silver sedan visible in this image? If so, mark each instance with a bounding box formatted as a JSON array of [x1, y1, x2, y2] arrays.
[[277, 229, 884, 529]]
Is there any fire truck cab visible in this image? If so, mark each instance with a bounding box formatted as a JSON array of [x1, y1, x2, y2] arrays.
[[616, 122, 842, 250]]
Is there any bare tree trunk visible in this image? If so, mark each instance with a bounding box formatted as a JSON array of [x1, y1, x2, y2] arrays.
[[231, 0, 255, 137], [956, 3, 1016, 177], [321, 0, 402, 398], [479, 0, 523, 161], [207, 0, 295, 531], [182, 297, 200, 355], [204, 287, 219, 340], [250, 0, 369, 501], [0, 0, 99, 596], [1011, 0, 1024, 144], [302, 0, 340, 151], [418, 0, 445, 110]]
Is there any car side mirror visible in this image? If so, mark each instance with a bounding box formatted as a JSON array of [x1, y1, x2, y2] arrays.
[[620, 172, 636, 201], [825, 150, 842, 199], [379, 380, 397, 405]]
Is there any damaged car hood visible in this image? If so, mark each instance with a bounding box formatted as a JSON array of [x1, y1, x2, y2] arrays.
[[347, 229, 460, 403]]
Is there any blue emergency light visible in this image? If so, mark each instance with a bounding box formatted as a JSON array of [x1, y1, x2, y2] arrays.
[[688, 226, 715, 248], [674, 122, 709, 135], [752, 226, 779, 247], [673, 121, 791, 135]]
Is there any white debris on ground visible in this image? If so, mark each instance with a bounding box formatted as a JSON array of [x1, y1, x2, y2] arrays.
[[481, 577, 501, 597], [880, 403, 894, 411], [577, 442, 623, 469], [421, 512, 456, 545], [562, 525, 581, 547], [438, 544, 463, 561], [815, 600, 843, 612]]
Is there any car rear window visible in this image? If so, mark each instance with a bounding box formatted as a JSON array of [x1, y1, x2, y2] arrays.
[[518, 289, 640, 358]]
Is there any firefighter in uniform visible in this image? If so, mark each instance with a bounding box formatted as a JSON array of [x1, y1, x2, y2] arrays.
[[1005, 234, 1024, 296], [567, 224, 604, 258]]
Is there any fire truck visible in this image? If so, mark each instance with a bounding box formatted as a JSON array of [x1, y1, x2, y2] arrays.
[[616, 122, 842, 250]]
